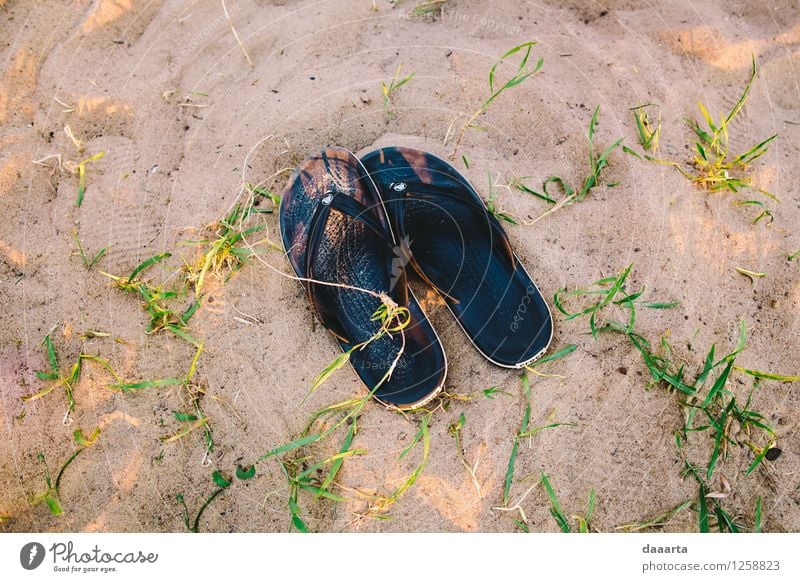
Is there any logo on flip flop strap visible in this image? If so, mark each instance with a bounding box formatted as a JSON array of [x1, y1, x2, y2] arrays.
[[20, 542, 46, 570]]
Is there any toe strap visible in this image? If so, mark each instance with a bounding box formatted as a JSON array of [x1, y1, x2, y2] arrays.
[[304, 191, 408, 343], [383, 180, 516, 303]]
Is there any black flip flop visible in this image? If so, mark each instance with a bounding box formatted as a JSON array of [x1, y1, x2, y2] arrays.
[[360, 146, 553, 368], [279, 146, 447, 408]]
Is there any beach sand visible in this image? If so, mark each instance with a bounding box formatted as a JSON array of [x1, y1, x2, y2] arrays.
[[1, 0, 798, 532]]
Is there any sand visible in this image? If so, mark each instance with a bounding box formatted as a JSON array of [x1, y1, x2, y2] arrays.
[[1, 0, 798, 533]]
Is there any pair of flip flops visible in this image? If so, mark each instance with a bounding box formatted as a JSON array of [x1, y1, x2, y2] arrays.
[[280, 146, 553, 409]]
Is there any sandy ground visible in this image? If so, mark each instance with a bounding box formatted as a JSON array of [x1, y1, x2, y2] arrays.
[[1, 0, 799, 533]]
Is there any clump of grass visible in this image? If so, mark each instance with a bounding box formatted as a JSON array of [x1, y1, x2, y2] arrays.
[[157, 344, 216, 459], [23, 333, 121, 416], [626, 57, 778, 222], [788, 250, 800, 262], [256, 397, 369, 532], [72, 231, 107, 271], [183, 201, 279, 299], [104, 197, 279, 346], [554, 264, 682, 339], [540, 472, 596, 533], [30, 427, 101, 516], [631, 104, 661, 151], [685, 57, 777, 198], [558, 264, 798, 531], [410, 0, 447, 17], [449, 42, 543, 159], [381, 64, 415, 112], [102, 253, 201, 346], [514, 106, 623, 223]]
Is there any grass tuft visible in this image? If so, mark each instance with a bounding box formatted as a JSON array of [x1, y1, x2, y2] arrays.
[[102, 254, 201, 347], [183, 202, 280, 299], [627, 56, 779, 221], [24, 334, 121, 415], [410, 0, 448, 17], [516, 106, 623, 223], [72, 231, 107, 271], [381, 64, 415, 112], [631, 104, 661, 152], [449, 42, 542, 158], [684, 57, 777, 200], [30, 427, 101, 516]]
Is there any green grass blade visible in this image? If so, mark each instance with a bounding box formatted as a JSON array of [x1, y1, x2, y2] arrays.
[[128, 252, 171, 282], [734, 367, 799, 382], [318, 421, 357, 493], [698, 486, 709, 533], [288, 497, 309, 532], [701, 360, 734, 408], [754, 496, 763, 532], [110, 377, 183, 391], [44, 334, 59, 374], [258, 434, 322, 461], [45, 495, 63, 516], [502, 439, 519, 506], [541, 472, 570, 532]]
